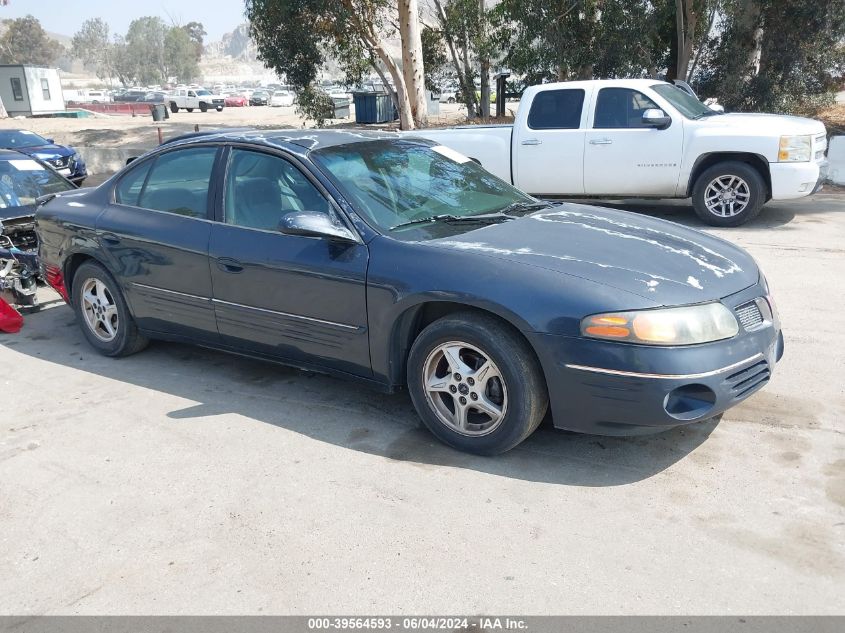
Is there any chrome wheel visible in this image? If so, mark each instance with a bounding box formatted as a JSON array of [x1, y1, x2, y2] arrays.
[[80, 277, 119, 342], [422, 341, 508, 436], [704, 175, 751, 218]]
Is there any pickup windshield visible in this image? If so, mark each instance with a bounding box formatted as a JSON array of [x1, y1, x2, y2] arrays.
[[651, 83, 716, 119], [313, 139, 537, 239]]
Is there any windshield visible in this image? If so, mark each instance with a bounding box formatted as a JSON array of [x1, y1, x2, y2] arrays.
[[196, 90, 211, 96], [312, 140, 536, 239], [651, 83, 716, 119], [0, 130, 50, 149], [0, 158, 75, 213]]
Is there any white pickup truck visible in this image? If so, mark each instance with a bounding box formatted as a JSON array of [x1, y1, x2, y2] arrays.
[[168, 89, 225, 114], [420, 79, 829, 226]]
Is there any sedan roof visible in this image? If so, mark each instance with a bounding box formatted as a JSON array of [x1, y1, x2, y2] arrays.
[[164, 128, 403, 153]]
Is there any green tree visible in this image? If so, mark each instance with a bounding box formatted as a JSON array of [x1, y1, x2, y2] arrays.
[[245, 0, 427, 129], [432, 0, 481, 117], [164, 26, 199, 83], [0, 15, 64, 65], [71, 18, 113, 82], [700, 0, 845, 113], [111, 35, 137, 87], [125, 16, 169, 85], [421, 26, 448, 92], [182, 21, 206, 62]]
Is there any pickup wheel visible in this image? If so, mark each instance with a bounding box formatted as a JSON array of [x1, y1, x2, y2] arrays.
[[72, 261, 148, 357], [692, 161, 766, 227], [407, 312, 548, 455], [215, 106, 223, 112], [169, 102, 178, 113], [199, 102, 208, 113], [186, 107, 194, 113]]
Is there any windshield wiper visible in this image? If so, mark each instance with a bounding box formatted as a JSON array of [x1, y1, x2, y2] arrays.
[[496, 201, 553, 215], [390, 212, 513, 231]]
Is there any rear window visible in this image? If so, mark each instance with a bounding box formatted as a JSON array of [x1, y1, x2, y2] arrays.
[[527, 89, 585, 130]]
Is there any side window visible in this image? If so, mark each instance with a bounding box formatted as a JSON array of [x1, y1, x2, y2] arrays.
[[41, 78, 51, 101], [594, 88, 660, 129], [527, 89, 585, 130], [10, 78, 23, 101], [136, 147, 218, 218], [114, 160, 153, 206], [224, 149, 332, 231]]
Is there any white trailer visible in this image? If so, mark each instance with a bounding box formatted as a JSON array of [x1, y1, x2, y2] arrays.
[[0, 65, 66, 116]]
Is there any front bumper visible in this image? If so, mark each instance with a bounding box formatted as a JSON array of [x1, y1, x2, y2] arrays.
[[528, 281, 783, 436], [770, 159, 828, 200]]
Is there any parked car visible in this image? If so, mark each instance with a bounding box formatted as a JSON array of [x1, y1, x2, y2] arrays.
[[113, 90, 147, 103], [419, 78, 829, 226], [1, 149, 77, 311], [250, 90, 270, 106], [36, 130, 783, 455], [142, 91, 167, 103], [269, 90, 295, 107], [169, 89, 225, 113], [0, 130, 87, 185], [439, 89, 458, 104], [225, 94, 248, 107]]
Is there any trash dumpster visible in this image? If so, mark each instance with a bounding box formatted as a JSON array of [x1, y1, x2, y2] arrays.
[[150, 103, 168, 121], [332, 96, 351, 119], [353, 91, 396, 124]]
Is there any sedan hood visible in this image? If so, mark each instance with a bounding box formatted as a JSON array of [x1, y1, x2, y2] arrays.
[[427, 204, 759, 306], [20, 144, 74, 158]]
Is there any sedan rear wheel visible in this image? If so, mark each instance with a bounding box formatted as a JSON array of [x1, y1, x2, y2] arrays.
[[72, 261, 147, 357], [408, 312, 548, 455]]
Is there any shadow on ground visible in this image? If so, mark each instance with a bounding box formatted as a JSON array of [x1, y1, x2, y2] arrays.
[[2, 301, 717, 487]]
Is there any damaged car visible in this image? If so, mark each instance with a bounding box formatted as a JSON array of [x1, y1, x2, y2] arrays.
[[35, 131, 783, 454], [0, 150, 77, 330]]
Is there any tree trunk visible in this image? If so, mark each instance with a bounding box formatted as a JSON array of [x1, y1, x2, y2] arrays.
[[477, 0, 490, 121], [433, 0, 475, 117], [398, 0, 427, 128], [372, 40, 415, 130]]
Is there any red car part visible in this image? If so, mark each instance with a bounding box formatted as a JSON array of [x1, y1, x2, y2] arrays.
[[0, 297, 23, 333], [44, 264, 69, 303]]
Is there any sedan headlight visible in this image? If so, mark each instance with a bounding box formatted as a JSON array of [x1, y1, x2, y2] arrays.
[[778, 135, 811, 162], [581, 302, 739, 346]]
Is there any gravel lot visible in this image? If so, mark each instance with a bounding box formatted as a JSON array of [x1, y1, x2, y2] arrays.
[[1, 191, 843, 615]]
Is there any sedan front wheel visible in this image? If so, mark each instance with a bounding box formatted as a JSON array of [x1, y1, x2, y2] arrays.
[[407, 312, 548, 455]]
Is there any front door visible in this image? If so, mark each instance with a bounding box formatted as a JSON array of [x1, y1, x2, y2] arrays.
[[208, 147, 370, 377], [512, 87, 589, 196], [583, 87, 684, 196], [96, 145, 221, 341]]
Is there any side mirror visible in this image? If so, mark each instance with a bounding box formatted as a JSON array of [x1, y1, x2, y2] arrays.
[[642, 108, 671, 130], [125, 156, 139, 165], [46, 138, 55, 144], [278, 210, 357, 243]]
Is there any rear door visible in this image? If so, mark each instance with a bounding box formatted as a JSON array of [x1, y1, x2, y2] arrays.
[[512, 87, 589, 195], [583, 87, 684, 195], [96, 145, 221, 341], [208, 146, 370, 376]]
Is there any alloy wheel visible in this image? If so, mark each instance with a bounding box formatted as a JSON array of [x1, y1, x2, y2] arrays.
[[80, 277, 119, 342], [422, 341, 508, 436], [704, 175, 751, 218]]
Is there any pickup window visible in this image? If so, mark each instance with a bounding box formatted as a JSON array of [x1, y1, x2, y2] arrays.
[[527, 89, 585, 130], [594, 88, 659, 129]]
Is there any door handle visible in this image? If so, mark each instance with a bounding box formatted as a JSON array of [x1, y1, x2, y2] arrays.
[[100, 233, 121, 246], [521, 139, 542, 146], [589, 138, 613, 145], [216, 257, 244, 274]]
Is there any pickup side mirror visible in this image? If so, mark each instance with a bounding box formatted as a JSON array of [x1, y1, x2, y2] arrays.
[[642, 108, 671, 130], [278, 210, 357, 243]]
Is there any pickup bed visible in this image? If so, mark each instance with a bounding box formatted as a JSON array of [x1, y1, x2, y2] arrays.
[[419, 79, 828, 226]]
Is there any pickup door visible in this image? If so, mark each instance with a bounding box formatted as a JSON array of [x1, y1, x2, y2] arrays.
[[512, 87, 590, 196], [583, 86, 684, 196]]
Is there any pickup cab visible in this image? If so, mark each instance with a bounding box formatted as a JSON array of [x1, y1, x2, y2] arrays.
[[168, 89, 225, 114], [419, 79, 829, 226]]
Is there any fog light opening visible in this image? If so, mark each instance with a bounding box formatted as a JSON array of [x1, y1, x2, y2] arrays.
[[664, 384, 717, 421]]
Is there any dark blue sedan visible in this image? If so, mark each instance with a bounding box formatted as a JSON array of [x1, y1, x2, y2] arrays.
[[0, 129, 87, 185], [35, 130, 783, 454]]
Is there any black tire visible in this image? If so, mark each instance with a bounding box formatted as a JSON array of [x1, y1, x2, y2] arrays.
[[216, 106, 223, 112], [170, 102, 178, 113], [407, 312, 548, 455], [71, 261, 148, 357], [692, 161, 766, 227], [186, 107, 194, 113], [447, 97, 456, 104], [199, 102, 208, 113]]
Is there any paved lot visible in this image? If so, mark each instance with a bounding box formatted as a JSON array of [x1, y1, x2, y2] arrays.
[[1, 192, 844, 615]]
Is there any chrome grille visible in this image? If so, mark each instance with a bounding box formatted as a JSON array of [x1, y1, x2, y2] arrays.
[[725, 359, 770, 400], [735, 301, 763, 331]]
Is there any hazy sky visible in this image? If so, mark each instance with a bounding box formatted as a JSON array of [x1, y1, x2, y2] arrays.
[[1, 0, 247, 40]]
